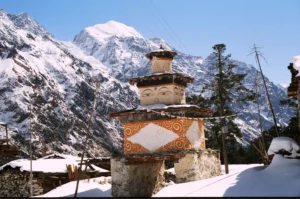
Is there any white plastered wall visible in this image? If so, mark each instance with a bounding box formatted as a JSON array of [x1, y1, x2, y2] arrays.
[[139, 84, 186, 105], [151, 57, 172, 73]]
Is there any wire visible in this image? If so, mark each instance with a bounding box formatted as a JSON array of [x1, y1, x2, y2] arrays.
[[149, 0, 190, 53], [141, 0, 183, 51]]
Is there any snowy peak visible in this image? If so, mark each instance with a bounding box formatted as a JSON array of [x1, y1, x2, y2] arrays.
[[84, 20, 143, 42], [7, 12, 49, 36], [0, 10, 140, 157]]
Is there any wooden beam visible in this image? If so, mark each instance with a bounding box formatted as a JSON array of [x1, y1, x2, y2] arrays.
[[125, 154, 186, 165], [0, 151, 20, 156]]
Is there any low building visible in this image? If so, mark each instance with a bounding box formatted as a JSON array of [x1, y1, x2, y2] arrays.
[[0, 153, 109, 197]]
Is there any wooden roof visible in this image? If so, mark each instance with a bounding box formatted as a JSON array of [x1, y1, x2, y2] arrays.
[[129, 73, 194, 86], [145, 48, 177, 60], [110, 105, 213, 120]]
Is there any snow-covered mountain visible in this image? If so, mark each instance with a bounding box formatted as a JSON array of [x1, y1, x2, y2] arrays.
[[0, 9, 295, 159], [73, 20, 295, 145], [0, 10, 139, 158]]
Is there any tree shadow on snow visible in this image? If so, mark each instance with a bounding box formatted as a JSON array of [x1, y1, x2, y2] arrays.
[[223, 166, 270, 197]]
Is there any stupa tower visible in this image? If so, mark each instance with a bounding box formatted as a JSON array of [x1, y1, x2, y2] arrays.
[[109, 45, 221, 197]]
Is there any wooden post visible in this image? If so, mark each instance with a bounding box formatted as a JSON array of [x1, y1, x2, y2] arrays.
[[253, 44, 279, 137], [74, 79, 101, 197], [5, 124, 8, 145], [216, 48, 229, 174], [29, 99, 33, 198], [255, 71, 268, 163]]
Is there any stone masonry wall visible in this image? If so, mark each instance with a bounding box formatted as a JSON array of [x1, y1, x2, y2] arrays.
[[0, 167, 51, 197], [0, 167, 30, 197], [175, 149, 221, 183], [111, 158, 165, 197]]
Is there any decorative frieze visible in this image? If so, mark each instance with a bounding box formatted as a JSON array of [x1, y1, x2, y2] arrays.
[[123, 118, 205, 154]]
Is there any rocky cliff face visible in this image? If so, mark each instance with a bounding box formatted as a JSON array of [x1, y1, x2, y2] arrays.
[[0, 10, 138, 158]]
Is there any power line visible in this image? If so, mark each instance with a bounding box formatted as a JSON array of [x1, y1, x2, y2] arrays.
[[141, 0, 183, 51], [126, 0, 183, 53], [149, 0, 190, 54], [123, 0, 195, 77]]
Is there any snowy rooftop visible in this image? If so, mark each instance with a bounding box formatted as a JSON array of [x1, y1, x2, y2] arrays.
[[135, 104, 200, 111], [0, 153, 109, 173], [292, 55, 300, 77], [129, 72, 193, 81], [110, 103, 213, 118]]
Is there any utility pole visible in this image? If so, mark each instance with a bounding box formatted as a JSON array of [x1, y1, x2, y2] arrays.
[[216, 47, 229, 174], [255, 71, 266, 150], [254, 71, 269, 164], [252, 44, 279, 137], [29, 95, 33, 197], [74, 79, 101, 197]]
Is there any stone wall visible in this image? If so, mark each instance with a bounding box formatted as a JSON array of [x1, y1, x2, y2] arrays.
[[0, 167, 30, 197], [0, 167, 66, 197], [175, 149, 221, 183], [111, 158, 165, 197]]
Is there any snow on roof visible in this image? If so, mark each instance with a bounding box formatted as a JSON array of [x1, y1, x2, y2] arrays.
[[149, 49, 174, 53], [130, 72, 192, 80], [135, 104, 200, 111], [292, 55, 300, 77], [267, 136, 300, 157], [0, 154, 109, 173], [85, 20, 143, 42], [38, 153, 79, 160]]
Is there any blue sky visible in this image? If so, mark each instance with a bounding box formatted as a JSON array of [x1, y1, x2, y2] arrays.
[[1, 0, 299, 87]]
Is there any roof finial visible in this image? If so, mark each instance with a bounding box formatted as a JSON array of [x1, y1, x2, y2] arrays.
[[159, 44, 164, 50]]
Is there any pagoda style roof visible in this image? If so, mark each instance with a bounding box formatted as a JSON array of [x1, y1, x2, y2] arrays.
[[129, 72, 194, 87], [145, 48, 177, 60], [110, 104, 213, 123]]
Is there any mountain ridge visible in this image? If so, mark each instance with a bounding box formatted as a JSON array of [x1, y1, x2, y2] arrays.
[[0, 10, 295, 159], [73, 20, 295, 146]]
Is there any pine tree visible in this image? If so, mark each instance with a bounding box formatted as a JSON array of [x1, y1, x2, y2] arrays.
[[187, 44, 255, 166]]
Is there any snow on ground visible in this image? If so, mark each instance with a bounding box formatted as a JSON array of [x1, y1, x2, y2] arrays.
[[34, 157, 300, 197], [155, 156, 300, 197], [36, 178, 111, 197], [32, 138, 300, 197]]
